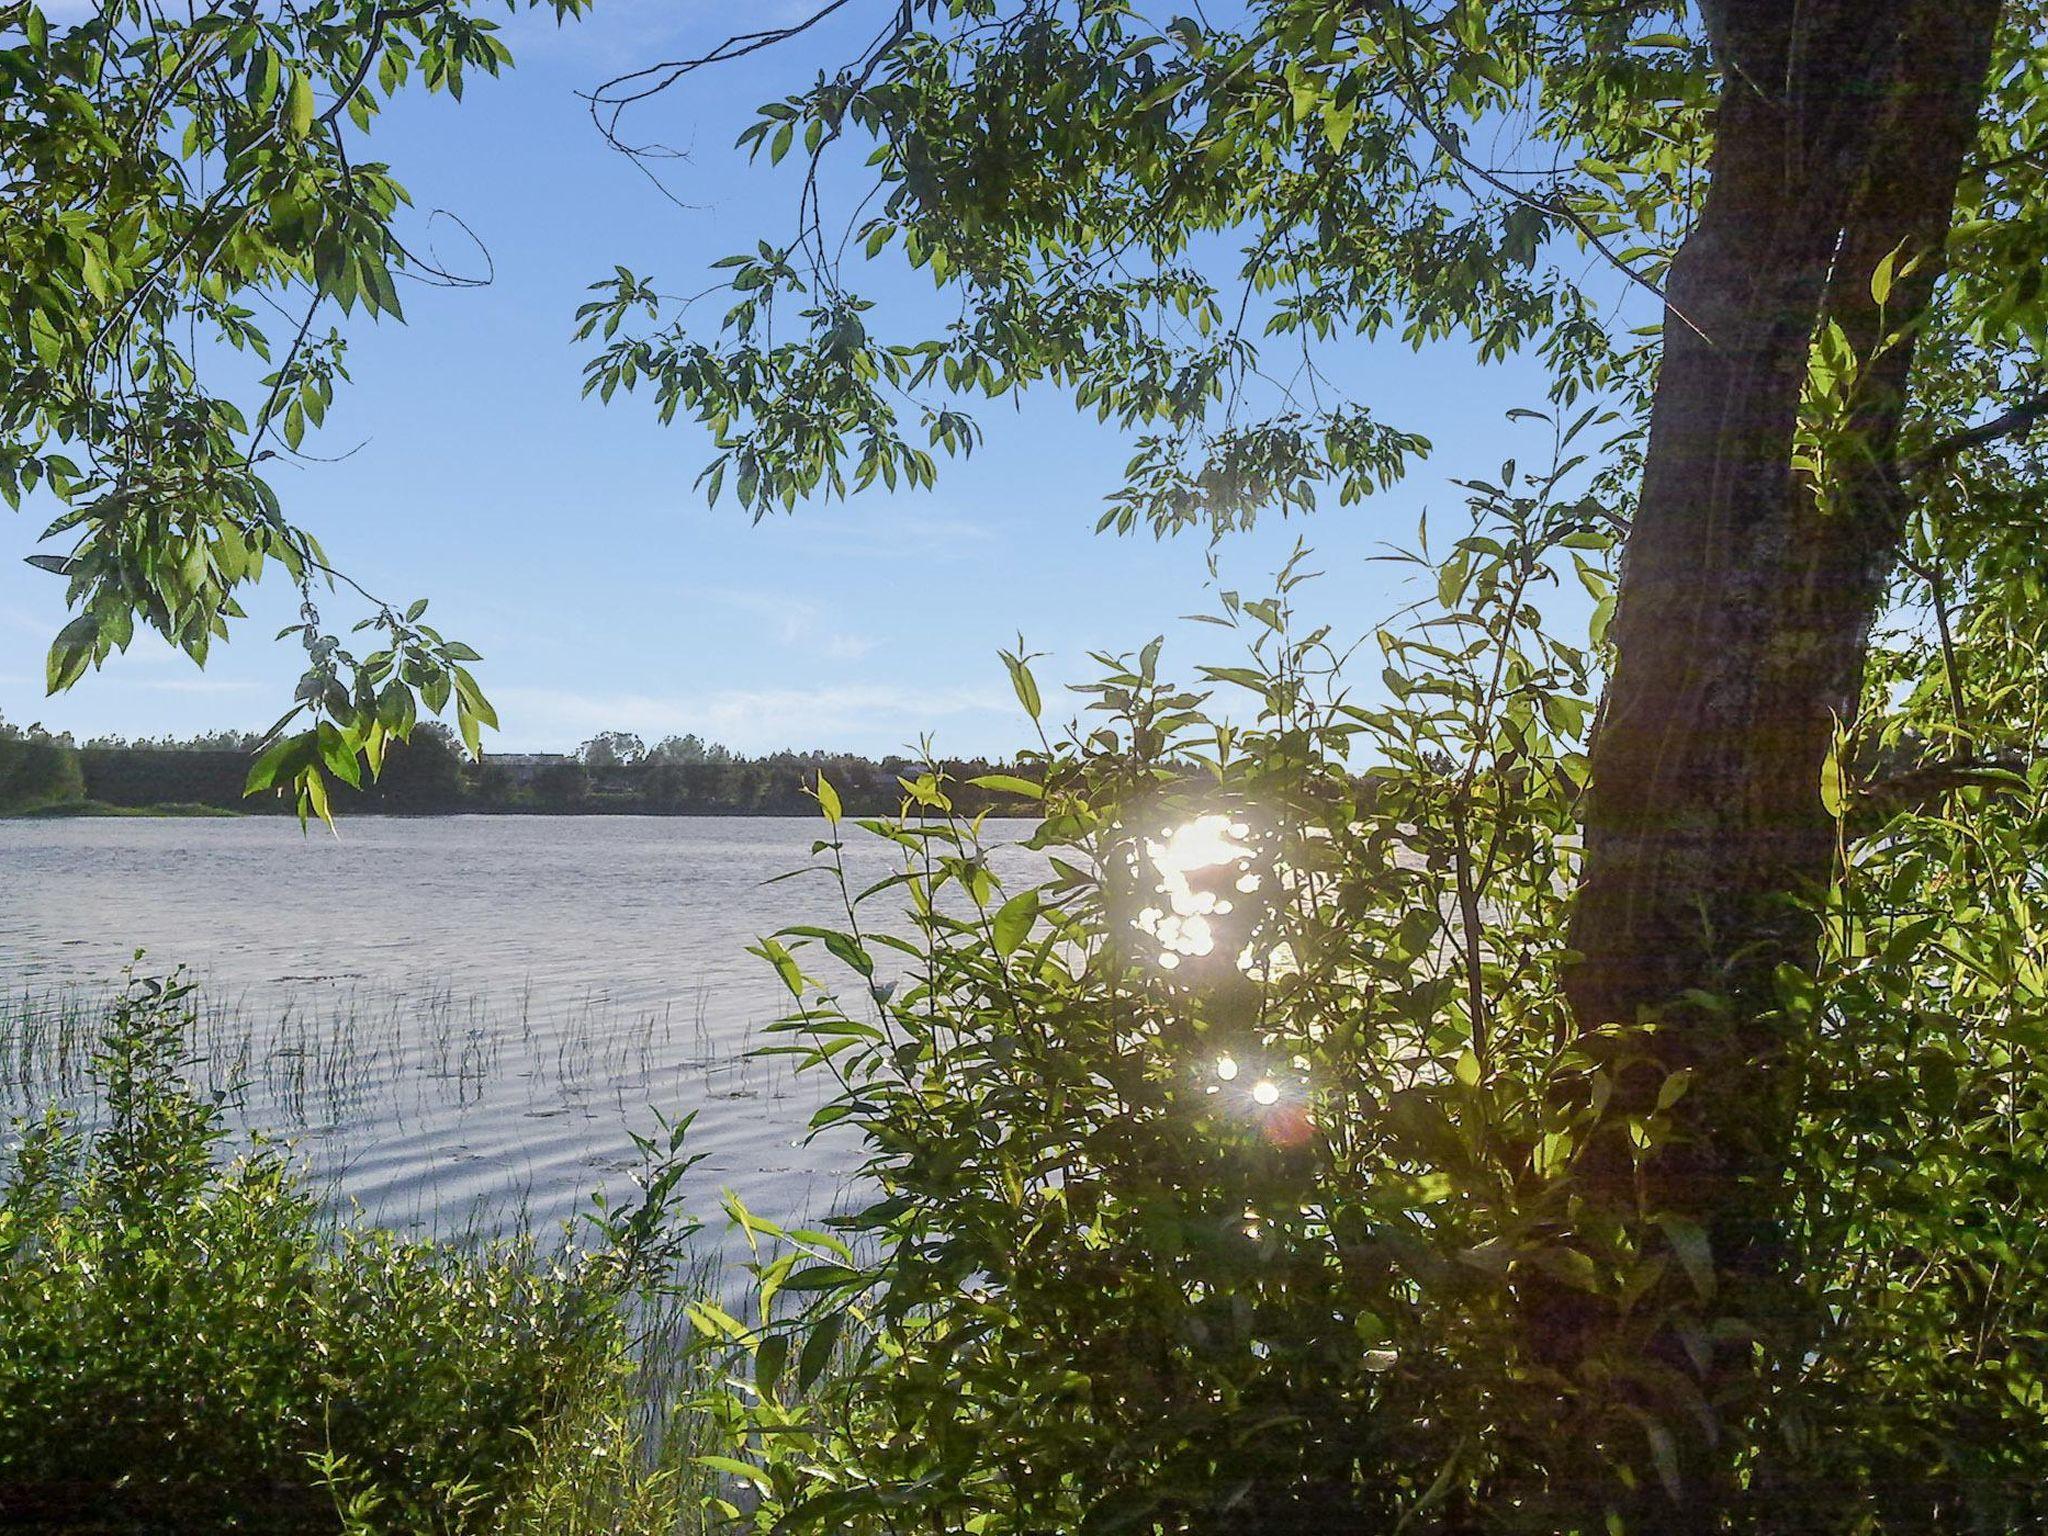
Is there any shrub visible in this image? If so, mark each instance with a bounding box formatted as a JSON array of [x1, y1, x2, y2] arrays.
[[680, 432, 2048, 1531], [0, 970, 699, 1534]]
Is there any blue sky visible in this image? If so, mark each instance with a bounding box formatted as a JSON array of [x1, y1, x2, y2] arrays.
[[2, 0, 1576, 758]]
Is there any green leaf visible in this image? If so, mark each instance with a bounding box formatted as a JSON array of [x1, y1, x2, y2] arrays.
[[1622, 1407, 1684, 1503], [992, 888, 1039, 957], [1526, 1244, 1598, 1292], [287, 71, 314, 137], [1819, 738, 1847, 819], [1004, 652, 1042, 719], [1871, 243, 1902, 306], [753, 1332, 789, 1393], [816, 772, 841, 823], [693, 1454, 773, 1492], [245, 731, 310, 796], [967, 773, 1043, 799], [45, 614, 97, 692], [782, 1263, 860, 1293], [780, 924, 875, 979], [299, 763, 333, 828], [1321, 100, 1354, 152], [1658, 1214, 1714, 1299], [797, 1309, 844, 1391], [750, 937, 807, 997], [315, 722, 363, 789]]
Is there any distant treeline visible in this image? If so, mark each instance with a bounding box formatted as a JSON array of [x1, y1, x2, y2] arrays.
[[0, 717, 1037, 818]]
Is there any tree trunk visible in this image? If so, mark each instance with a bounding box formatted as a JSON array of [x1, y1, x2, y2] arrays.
[[1550, 0, 2001, 1518]]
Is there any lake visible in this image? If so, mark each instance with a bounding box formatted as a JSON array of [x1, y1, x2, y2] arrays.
[[0, 814, 1039, 1239]]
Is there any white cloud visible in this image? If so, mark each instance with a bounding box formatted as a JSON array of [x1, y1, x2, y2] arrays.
[[150, 677, 264, 695], [703, 587, 879, 662], [819, 632, 878, 661]]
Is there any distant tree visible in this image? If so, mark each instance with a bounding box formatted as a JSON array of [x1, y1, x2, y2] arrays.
[[169, 729, 260, 753], [466, 761, 513, 804], [0, 730, 83, 810], [640, 762, 689, 809], [378, 722, 463, 808], [577, 732, 646, 769], [532, 761, 589, 807], [0, 712, 67, 746], [82, 728, 259, 752], [647, 732, 734, 766]]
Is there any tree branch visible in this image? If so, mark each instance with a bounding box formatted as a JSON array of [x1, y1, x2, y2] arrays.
[[1905, 389, 2048, 477], [1848, 752, 2036, 834], [582, 0, 862, 149]]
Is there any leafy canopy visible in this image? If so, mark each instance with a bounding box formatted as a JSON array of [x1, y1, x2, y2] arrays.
[[2, 0, 584, 820], [581, 0, 2048, 570], [578, 0, 1723, 529]]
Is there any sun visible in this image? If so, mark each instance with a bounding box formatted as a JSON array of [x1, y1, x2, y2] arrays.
[[1129, 813, 1259, 970]]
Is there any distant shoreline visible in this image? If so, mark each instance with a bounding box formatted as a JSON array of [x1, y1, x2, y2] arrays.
[[2, 739, 1039, 821], [1, 802, 1004, 821]]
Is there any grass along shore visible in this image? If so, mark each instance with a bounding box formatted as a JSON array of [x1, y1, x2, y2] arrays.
[[1, 799, 242, 819], [0, 971, 774, 1534]]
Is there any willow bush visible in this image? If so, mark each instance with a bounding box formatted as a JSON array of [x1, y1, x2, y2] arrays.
[[679, 408, 2046, 1533]]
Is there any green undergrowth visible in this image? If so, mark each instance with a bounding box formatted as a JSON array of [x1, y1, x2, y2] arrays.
[[0, 970, 718, 1535]]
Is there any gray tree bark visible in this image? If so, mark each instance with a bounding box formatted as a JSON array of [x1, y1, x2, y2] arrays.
[[1550, 0, 2003, 1520]]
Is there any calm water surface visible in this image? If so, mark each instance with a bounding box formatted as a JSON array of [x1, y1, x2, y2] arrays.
[[1, 815, 1035, 1235]]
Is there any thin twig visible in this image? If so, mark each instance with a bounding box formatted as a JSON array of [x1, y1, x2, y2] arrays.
[[1899, 551, 1968, 729]]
